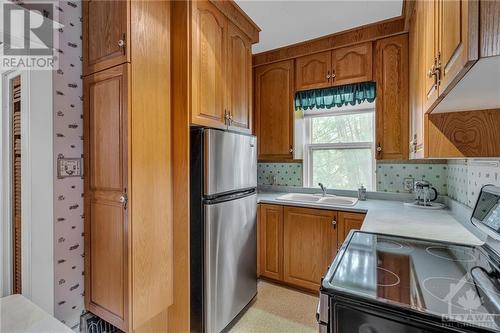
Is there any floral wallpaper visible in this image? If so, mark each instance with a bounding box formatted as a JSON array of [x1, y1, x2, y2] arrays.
[[52, 0, 84, 328], [448, 159, 500, 207]]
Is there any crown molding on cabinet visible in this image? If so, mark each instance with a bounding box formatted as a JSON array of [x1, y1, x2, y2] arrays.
[[252, 17, 406, 67]]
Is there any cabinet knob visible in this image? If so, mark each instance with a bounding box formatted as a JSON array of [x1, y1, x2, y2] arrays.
[[331, 70, 336, 79], [326, 71, 331, 80], [376, 144, 382, 153], [119, 194, 128, 209], [289, 147, 294, 153], [332, 219, 337, 229], [118, 39, 126, 48]]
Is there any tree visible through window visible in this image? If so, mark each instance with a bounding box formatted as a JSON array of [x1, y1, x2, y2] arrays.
[[303, 109, 375, 190]]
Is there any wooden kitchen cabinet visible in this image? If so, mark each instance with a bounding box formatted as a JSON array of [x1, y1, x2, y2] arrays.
[[227, 22, 253, 133], [257, 204, 365, 293], [295, 51, 332, 91], [83, 0, 129, 76], [422, 0, 439, 112], [338, 211, 366, 247], [375, 34, 409, 160], [254, 60, 295, 160], [191, 0, 259, 132], [283, 207, 338, 292], [191, 0, 227, 129], [83, 2, 172, 331], [438, 0, 478, 94], [332, 42, 373, 86], [258, 204, 284, 281], [295, 43, 372, 91]]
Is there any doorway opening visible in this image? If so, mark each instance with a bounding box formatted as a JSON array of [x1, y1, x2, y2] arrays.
[[11, 76, 22, 294]]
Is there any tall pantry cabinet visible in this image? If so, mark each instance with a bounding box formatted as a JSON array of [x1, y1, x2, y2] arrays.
[[83, 1, 173, 332]]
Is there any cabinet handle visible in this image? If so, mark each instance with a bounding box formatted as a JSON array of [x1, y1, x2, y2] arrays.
[[332, 219, 337, 229], [331, 70, 336, 79], [376, 144, 382, 153], [326, 71, 331, 81]]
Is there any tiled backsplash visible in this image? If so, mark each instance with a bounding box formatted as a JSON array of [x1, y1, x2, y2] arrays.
[[448, 159, 500, 207], [376, 163, 448, 194], [258, 161, 448, 194]]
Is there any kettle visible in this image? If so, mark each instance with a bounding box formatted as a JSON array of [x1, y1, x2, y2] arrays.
[[414, 180, 438, 206]]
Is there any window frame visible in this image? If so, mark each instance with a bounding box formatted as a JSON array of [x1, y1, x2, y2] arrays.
[[302, 108, 376, 190]]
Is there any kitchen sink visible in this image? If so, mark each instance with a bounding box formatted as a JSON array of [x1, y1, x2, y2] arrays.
[[276, 193, 358, 207]]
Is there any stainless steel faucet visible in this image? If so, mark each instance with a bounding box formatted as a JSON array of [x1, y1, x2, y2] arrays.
[[318, 183, 327, 197]]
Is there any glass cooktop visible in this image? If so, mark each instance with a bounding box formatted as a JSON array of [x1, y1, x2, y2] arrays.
[[325, 231, 500, 331]]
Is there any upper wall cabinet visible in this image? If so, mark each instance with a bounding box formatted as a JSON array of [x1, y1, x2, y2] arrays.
[[254, 60, 295, 161], [191, 0, 259, 133], [83, 0, 129, 76], [295, 43, 373, 91], [191, 1, 227, 129], [227, 22, 253, 133], [332, 42, 373, 86], [295, 51, 332, 91], [408, 0, 500, 158], [375, 34, 409, 161]]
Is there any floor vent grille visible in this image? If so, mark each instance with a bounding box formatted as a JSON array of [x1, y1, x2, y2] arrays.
[[80, 312, 121, 333]]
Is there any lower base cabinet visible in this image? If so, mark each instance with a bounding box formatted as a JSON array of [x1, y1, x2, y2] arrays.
[[258, 203, 366, 293]]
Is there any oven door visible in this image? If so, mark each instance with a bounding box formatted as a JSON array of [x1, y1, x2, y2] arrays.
[[330, 298, 454, 333]]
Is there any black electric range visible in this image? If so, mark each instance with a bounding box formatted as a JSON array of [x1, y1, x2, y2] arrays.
[[318, 185, 500, 333]]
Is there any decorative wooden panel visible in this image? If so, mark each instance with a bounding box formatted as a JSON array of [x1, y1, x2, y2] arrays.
[[227, 22, 252, 133], [258, 204, 283, 281], [11, 76, 22, 294], [428, 109, 500, 157], [283, 207, 337, 292], [375, 34, 409, 160], [83, 0, 129, 75], [191, 0, 227, 129], [332, 42, 372, 86], [254, 60, 294, 161], [295, 51, 332, 91], [337, 211, 366, 248], [84, 65, 129, 331]]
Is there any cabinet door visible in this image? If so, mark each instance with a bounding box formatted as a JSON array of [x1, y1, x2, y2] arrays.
[[375, 34, 409, 160], [338, 212, 366, 248], [254, 60, 294, 160], [332, 42, 372, 86], [83, 0, 129, 76], [191, 0, 227, 129], [295, 51, 332, 91], [258, 204, 283, 281], [283, 207, 337, 292], [84, 65, 129, 331], [227, 22, 252, 133], [422, 0, 439, 111], [438, 0, 478, 94], [409, 1, 425, 159]]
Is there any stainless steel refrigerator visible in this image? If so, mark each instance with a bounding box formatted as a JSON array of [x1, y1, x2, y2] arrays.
[[190, 128, 257, 333]]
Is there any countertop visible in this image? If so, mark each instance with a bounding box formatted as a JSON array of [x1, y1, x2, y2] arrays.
[[258, 191, 483, 246], [0, 294, 73, 333]]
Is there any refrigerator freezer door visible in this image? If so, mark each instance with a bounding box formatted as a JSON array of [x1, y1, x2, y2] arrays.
[[204, 193, 257, 333], [204, 129, 257, 196]]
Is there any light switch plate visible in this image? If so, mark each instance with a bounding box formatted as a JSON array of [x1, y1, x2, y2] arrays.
[[404, 177, 414, 192], [57, 157, 83, 178]]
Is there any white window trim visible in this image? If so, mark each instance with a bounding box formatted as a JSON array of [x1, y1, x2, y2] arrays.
[[303, 108, 376, 190]]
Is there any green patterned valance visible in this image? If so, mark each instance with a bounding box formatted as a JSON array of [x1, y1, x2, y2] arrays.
[[294, 82, 376, 111]]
